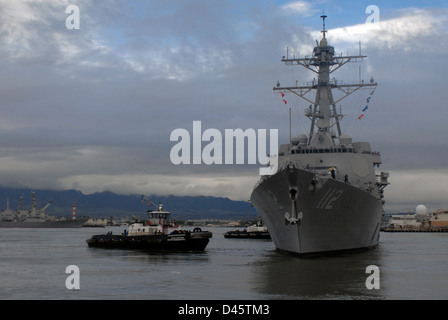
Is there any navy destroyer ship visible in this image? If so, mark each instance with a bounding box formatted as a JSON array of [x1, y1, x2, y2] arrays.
[[0, 192, 87, 228], [250, 16, 389, 256]]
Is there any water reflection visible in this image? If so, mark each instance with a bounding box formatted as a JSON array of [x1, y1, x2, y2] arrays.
[[251, 248, 385, 299]]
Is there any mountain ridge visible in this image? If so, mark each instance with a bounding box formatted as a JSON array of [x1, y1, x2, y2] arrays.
[[0, 187, 256, 220]]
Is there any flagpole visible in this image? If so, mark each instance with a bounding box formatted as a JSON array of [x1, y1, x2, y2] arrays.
[[289, 107, 292, 143]]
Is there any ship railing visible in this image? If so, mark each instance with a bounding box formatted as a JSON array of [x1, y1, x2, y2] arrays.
[[257, 160, 376, 193], [290, 147, 354, 154], [278, 160, 336, 179], [253, 178, 264, 190], [277, 78, 342, 91]]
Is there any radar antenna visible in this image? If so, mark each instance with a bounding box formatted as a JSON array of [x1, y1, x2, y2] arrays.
[[321, 14, 327, 39], [275, 15, 377, 143]]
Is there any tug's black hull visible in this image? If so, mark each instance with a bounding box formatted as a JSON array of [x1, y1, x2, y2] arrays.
[[86, 231, 212, 252]]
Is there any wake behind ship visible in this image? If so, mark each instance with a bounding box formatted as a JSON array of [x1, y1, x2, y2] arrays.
[[250, 16, 389, 256]]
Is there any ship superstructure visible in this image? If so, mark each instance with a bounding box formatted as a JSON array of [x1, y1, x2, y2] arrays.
[[250, 16, 389, 255]]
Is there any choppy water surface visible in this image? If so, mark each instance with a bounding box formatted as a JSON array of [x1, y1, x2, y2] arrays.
[[1, 227, 447, 300]]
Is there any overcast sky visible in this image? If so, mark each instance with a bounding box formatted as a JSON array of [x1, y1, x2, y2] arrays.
[[0, 0, 447, 213]]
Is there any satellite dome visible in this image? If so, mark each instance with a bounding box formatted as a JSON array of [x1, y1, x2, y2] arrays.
[[298, 134, 308, 145], [290, 136, 300, 145], [339, 134, 352, 145], [291, 134, 308, 146], [415, 205, 427, 216]]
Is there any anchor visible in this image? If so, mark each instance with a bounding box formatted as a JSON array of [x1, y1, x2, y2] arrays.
[[285, 187, 303, 225]]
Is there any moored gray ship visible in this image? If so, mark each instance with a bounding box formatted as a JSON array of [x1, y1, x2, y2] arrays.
[[224, 217, 271, 239], [0, 192, 87, 228], [250, 16, 389, 256]]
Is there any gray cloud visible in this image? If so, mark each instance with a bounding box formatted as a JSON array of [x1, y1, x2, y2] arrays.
[[0, 1, 446, 212]]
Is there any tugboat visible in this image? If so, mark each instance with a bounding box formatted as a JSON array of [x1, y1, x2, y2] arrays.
[[224, 217, 271, 239], [86, 196, 212, 252]]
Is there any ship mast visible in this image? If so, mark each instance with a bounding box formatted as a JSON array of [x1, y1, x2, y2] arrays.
[[274, 15, 377, 147]]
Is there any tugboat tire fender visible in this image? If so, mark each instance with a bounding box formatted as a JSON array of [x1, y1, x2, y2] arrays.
[[193, 228, 202, 233]]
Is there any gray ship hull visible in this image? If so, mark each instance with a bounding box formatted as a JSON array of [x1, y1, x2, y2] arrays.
[[250, 167, 383, 256], [0, 218, 88, 228]]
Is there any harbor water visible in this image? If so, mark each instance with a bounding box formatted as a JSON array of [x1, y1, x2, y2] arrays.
[[1, 226, 448, 300]]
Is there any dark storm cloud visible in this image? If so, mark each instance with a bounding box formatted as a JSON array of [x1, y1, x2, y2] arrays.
[[0, 0, 301, 196]]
